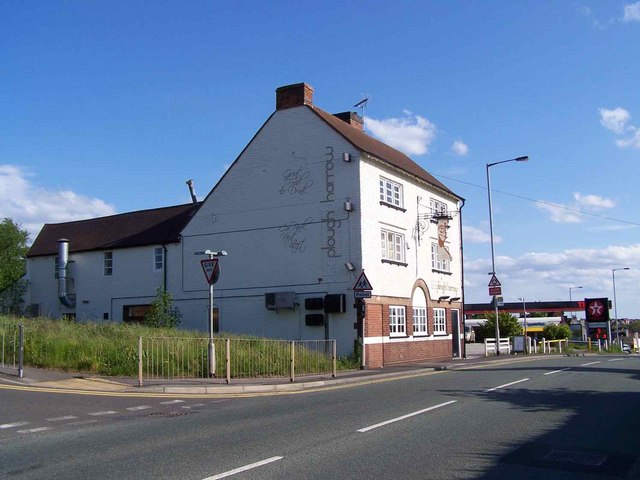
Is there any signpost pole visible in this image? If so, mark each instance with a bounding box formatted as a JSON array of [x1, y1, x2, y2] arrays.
[[208, 264, 215, 378]]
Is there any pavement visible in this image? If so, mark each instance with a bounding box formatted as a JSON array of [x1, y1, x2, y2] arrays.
[[0, 344, 564, 396]]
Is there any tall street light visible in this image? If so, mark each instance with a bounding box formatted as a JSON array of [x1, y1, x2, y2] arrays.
[[569, 286, 582, 320], [612, 267, 630, 345], [486, 155, 528, 355]]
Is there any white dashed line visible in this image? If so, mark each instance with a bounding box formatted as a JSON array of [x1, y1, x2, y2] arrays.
[[126, 405, 152, 411], [608, 358, 625, 362], [46, 415, 79, 422], [182, 403, 205, 410], [17, 427, 51, 433], [581, 361, 601, 367], [544, 368, 571, 376], [485, 378, 530, 392], [1, 421, 29, 429], [203, 456, 284, 479], [160, 400, 185, 405], [88, 410, 118, 416], [357, 400, 457, 433]]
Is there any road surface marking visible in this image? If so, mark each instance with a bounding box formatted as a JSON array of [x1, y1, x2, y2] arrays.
[[544, 368, 571, 376], [126, 405, 152, 411], [46, 415, 78, 422], [182, 403, 205, 409], [17, 427, 51, 433], [608, 358, 625, 362], [88, 410, 118, 416], [1, 421, 29, 429], [204, 456, 284, 479], [581, 361, 601, 367], [160, 400, 185, 405], [357, 400, 457, 433], [485, 378, 529, 392]]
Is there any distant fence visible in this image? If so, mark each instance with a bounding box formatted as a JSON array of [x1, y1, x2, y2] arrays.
[[138, 337, 336, 386], [0, 323, 24, 378], [484, 338, 511, 356]]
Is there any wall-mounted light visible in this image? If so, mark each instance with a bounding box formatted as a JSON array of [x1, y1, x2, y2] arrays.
[[345, 262, 356, 272], [449, 296, 461, 303], [342, 152, 351, 162], [344, 201, 353, 212], [438, 295, 450, 301]]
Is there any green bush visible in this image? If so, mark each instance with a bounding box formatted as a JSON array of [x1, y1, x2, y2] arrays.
[[542, 322, 571, 340]]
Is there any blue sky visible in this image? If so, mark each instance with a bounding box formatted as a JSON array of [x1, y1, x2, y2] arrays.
[[2, 1, 639, 317]]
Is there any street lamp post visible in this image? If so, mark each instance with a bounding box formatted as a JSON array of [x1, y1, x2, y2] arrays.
[[569, 286, 583, 321], [486, 155, 528, 355], [612, 267, 630, 346]]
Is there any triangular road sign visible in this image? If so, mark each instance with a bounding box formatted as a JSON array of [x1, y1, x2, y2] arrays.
[[488, 274, 501, 287], [353, 270, 373, 291], [201, 258, 220, 285]]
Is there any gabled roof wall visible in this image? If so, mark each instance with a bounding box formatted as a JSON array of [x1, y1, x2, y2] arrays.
[[276, 82, 462, 202]]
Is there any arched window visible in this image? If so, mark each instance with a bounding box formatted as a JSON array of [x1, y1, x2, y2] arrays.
[[412, 287, 428, 335]]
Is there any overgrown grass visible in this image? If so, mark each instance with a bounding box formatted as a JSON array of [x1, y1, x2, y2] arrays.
[[1, 315, 358, 377]]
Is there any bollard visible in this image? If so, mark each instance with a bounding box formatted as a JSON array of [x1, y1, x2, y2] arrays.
[[138, 336, 143, 387], [225, 338, 231, 384], [18, 325, 24, 379]]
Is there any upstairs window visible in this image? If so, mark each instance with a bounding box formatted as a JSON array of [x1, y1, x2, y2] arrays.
[[379, 177, 403, 208], [154, 247, 164, 271], [431, 243, 450, 272], [104, 251, 113, 276], [381, 229, 405, 263], [430, 197, 448, 217]]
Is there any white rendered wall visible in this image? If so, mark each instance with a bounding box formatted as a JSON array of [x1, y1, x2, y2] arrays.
[[178, 107, 363, 354]]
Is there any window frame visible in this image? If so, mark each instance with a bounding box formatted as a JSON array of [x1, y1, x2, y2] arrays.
[[431, 242, 450, 273], [379, 177, 404, 209], [104, 251, 113, 277], [154, 247, 164, 272], [430, 197, 448, 217], [412, 306, 428, 335], [389, 305, 407, 337], [433, 307, 447, 335], [381, 228, 406, 264]]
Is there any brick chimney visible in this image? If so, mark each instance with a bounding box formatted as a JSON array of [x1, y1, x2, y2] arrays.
[[276, 83, 314, 110], [333, 111, 364, 131]]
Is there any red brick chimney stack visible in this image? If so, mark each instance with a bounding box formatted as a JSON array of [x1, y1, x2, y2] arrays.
[[276, 83, 314, 110]]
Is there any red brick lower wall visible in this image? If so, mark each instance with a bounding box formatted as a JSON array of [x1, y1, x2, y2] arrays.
[[363, 296, 458, 369]]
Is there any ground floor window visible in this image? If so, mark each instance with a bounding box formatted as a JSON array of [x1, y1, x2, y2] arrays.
[[413, 307, 427, 334], [389, 306, 406, 336], [434, 308, 447, 334], [123, 304, 151, 323]]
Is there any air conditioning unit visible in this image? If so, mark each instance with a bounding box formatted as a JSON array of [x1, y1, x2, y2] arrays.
[[265, 292, 296, 310]]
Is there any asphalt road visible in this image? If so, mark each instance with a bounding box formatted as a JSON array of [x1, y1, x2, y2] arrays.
[[2, 355, 639, 479]]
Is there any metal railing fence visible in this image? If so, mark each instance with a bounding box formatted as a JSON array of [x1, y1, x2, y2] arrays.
[[0, 322, 24, 378], [138, 337, 336, 386]]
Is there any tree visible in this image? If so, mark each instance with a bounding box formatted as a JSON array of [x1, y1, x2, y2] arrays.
[[542, 322, 571, 340], [479, 311, 523, 339], [0, 218, 29, 294], [143, 288, 182, 328], [0, 218, 29, 315]]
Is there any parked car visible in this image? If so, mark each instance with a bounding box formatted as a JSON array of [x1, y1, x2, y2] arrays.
[[464, 325, 476, 343]]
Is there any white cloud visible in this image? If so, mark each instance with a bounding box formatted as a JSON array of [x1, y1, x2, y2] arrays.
[[616, 129, 640, 149], [537, 202, 583, 223], [463, 226, 492, 243], [0, 165, 116, 241], [451, 141, 469, 156], [365, 113, 436, 156], [623, 1, 640, 21], [573, 192, 615, 210], [599, 107, 640, 149], [464, 244, 640, 316], [599, 107, 631, 134]]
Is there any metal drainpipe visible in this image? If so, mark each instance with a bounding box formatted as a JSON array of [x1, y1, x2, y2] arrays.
[[163, 245, 168, 291]]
